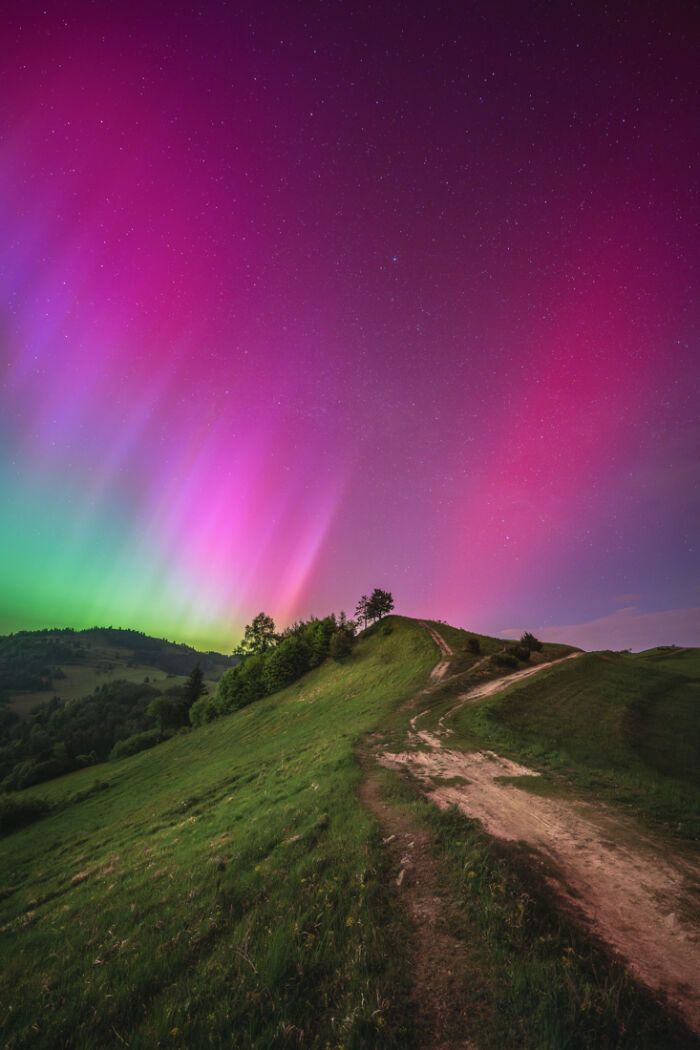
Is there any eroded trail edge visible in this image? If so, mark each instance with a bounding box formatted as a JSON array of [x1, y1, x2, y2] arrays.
[[368, 626, 700, 1037]]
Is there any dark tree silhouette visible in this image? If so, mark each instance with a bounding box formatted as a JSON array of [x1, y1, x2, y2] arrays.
[[235, 613, 279, 655], [184, 663, 205, 708], [330, 629, 353, 660], [366, 588, 394, 622], [355, 595, 370, 630]]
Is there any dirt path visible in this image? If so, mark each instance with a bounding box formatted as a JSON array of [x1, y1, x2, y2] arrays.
[[358, 755, 479, 1050], [377, 634, 700, 1035], [418, 621, 454, 680], [438, 650, 581, 729]]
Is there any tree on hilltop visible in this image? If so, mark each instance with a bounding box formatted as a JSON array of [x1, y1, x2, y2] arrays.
[[367, 588, 394, 622], [235, 613, 279, 655], [355, 595, 370, 631], [520, 631, 543, 653]]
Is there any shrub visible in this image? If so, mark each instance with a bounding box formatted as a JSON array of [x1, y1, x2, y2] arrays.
[[329, 629, 354, 661], [263, 636, 310, 693], [0, 794, 51, 836], [110, 729, 162, 760], [14, 758, 70, 790], [520, 631, 543, 653], [507, 644, 531, 662], [147, 693, 188, 731], [189, 695, 219, 726], [491, 652, 518, 670], [217, 653, 267, 714], [467, 637, 481, 655]]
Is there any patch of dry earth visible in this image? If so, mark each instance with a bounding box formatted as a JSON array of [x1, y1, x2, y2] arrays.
[[380, 743, 700, 1034]]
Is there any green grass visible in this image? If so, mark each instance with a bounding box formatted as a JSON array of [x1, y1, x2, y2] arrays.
[[442, 649, 700, 841], [376, 766, 696, 1050], [0, 617, 435, 1050]]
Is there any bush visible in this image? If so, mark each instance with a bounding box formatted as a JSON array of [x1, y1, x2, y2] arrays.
[[110, 729, 162, 760], [147, 694, 188, 731], [189, 695, 219, 726], [217, 653, 267, 714], [520, 632, 543, 653], [491, 652, 518, 670], [467, 637, 481, 655], [507, 644, 531, 662], [0, 794, 51, 836], [13, 758, 70, 790], [329, 629, 354, 661], [263, 636, 310, 693]]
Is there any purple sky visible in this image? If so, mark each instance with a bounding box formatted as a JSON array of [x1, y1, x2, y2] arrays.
[[0, 0, 698, 651]]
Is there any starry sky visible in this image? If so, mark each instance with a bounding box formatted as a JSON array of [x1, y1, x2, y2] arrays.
[[1, 1, 698, 651]]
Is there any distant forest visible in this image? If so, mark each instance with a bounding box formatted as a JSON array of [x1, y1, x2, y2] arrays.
[[0, 626, 233, 697], [0, 628, 235, 791], [0, 592, 394, 792]]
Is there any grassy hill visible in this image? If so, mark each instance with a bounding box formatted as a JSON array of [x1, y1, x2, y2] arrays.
[[0, 618, 436, 1050], [0, 627, 235, 717], [1, 618, 697, 1049], [434, 645, 700, 841]]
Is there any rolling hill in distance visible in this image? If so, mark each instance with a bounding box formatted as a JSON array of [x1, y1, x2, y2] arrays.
[[1, 613, 698, 1049], [0, 627, 236, 717]]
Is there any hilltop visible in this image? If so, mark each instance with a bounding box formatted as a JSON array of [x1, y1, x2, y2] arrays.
[[0, 617, 697, 1049]]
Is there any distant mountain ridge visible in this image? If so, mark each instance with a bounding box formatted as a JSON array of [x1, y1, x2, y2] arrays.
[[0, 626, 236, 710]]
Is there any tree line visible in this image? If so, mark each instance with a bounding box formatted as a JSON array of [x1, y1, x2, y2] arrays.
[[191, 588, 394, 725], [1, 589, 396, 789], [190, 611, 357, 724], [0, 664, 207, 790]]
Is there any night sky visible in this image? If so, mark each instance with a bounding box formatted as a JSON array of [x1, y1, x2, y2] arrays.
[[1, 1, 698, 651]]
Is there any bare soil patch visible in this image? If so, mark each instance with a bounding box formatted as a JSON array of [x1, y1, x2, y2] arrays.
[[418, 621, 454, 681], [380, 637, 700, 1035]]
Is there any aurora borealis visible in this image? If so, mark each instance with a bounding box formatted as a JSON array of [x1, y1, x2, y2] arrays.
[[1, 1, 698, 651]]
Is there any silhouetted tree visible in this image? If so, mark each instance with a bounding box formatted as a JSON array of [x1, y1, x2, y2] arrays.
[[184, 663, 205, 709], [235, 613, 279, 655], [330, 626, 354, 661], [355, 595, 370, 630], [366, 588, 394, 622], [520, 632, 543, 653]]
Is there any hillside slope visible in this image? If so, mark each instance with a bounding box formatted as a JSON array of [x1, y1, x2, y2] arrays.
[[0, 618, 435, 1050], [1, 619, 698, 1049], [435, 647, 700, 840]]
